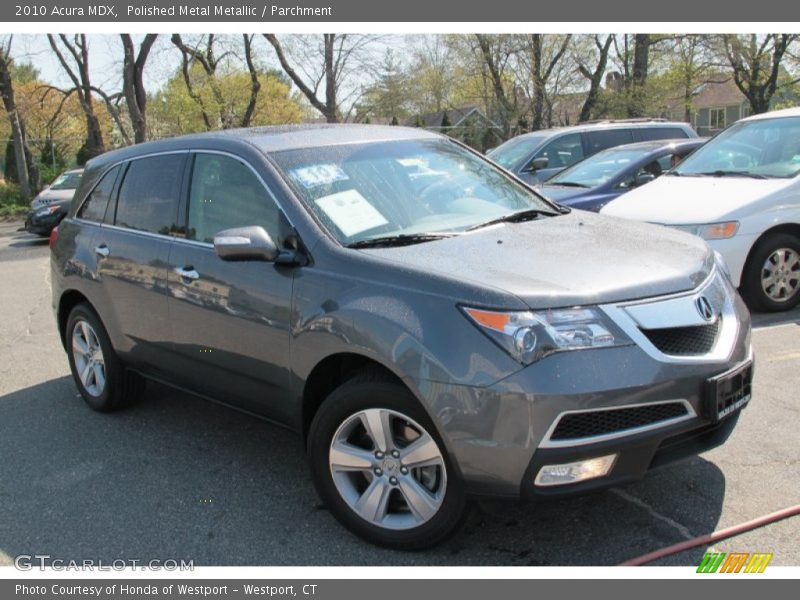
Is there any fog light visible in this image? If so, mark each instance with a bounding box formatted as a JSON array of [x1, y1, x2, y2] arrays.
[[534, 454, 617, 487]]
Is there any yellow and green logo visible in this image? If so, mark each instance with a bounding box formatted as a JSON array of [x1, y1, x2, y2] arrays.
[[697, 552, 773, 573]]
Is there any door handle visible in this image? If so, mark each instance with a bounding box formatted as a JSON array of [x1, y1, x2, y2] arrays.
[[94, 245, 110, 258], [174, 266, 199, 282]]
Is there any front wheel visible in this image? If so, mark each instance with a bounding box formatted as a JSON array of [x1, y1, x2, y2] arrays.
[[308, 374, 466, 549], [741, 233, 800, 312]]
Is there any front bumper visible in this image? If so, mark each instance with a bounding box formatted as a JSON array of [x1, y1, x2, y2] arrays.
[[414, 273, 752, 499], [25, 209, 64, 235]]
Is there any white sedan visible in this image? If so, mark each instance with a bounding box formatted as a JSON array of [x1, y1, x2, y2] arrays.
[[602, 107, 800, 312]]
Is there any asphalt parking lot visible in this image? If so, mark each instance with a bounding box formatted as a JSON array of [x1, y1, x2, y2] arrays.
[[0, 219, 797, 567]]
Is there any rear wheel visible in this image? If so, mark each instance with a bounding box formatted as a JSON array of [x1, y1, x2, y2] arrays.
[[741, 233, 800, 312], [66, 303, 145, 411], [308, 374, 466, 549]]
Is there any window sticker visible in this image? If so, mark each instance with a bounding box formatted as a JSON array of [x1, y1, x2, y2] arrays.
[[314, 189, 388, 237], [292, 164, 349, 189]]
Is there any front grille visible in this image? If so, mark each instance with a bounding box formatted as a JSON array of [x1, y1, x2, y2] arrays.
[[640, 320, 721, 356], [550, 402, 690, 441]]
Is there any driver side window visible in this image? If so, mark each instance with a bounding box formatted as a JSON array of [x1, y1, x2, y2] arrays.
[[187, 154, 283, 244], [530, 133, 584, 170]]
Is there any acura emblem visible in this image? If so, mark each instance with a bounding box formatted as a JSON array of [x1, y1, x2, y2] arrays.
[[695, 296, 715, 322]]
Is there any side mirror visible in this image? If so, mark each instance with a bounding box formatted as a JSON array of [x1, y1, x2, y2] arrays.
[[528, 157, 549, 171], [634, 172, 656, 187], [213, 226, 279, 262]]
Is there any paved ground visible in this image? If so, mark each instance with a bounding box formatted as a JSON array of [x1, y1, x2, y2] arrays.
[[0, 219, 797, 566]]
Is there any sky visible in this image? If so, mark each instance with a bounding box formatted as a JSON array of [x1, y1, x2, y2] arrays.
[[11, 34, 403, 97]]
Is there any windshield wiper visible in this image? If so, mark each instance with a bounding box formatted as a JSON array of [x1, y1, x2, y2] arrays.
[[697, 170, 768, 179], [346, 233, 457, 249], [550, 181, 589, 188], [466, 208, 558, 231]]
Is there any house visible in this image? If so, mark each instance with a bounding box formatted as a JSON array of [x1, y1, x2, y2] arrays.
[[406, 106, 502, 151], [685, 78, 750, 136]]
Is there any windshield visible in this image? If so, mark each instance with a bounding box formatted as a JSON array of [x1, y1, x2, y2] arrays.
[[49, 171, 82, 190], [549, 147, 648, 188], [272, 139, 557, 245], [487, 134, 547, 169], [674, 116, 800, 179]]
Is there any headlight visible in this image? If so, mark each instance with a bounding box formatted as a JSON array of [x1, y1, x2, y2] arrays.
[[35, 205, 60, 217], [671, 222, 739, 240], [462, 306, 632, 365]]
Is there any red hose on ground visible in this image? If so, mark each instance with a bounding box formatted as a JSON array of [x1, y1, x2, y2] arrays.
[[620, 504, 800, 566]]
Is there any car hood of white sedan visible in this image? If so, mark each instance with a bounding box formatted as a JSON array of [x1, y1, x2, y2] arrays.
[[600, 175, 797, 224]]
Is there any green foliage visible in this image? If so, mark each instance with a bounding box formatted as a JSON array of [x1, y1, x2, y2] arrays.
[[0, 182, 28, 217], [149, 63, 303, 136], [440, 111, 451, 127], [390, 116, 399, 126]]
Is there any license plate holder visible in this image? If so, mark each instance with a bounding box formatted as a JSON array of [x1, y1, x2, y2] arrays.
[[705, 360, 753, 422]]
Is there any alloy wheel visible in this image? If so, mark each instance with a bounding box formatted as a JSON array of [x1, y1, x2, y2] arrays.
[[761, 247, 800, 303], [328, 408, 447, 530], [71, 319, 106, 397]]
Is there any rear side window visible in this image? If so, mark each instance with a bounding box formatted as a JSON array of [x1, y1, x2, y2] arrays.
[[187, 153, 282, 244], [115, 155, 185, 235], [638, 127, 690, 141], [584, 129, 634, 155], [532, 133, 584, 169], [78, 165, 120, 223]]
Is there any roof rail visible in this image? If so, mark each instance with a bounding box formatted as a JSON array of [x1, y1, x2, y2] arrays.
[[579, 117, 670, 124]]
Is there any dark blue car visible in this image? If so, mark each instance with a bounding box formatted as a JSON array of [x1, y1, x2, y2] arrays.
[[536, 139, 706, 212]]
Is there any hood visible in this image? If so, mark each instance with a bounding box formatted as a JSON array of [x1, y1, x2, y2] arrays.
[[31, 187, 76, 208], [536, 184, 588, 202], [600, 175, 794, 223], [361, 210, 713, 308]]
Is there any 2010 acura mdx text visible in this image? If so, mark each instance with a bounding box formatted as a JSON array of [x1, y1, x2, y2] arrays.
[[50, 125, 753, 549]]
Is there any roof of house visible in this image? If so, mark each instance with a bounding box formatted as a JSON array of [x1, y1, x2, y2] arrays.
[[692, 77, 746, 109], [408, 106, 496, 128]]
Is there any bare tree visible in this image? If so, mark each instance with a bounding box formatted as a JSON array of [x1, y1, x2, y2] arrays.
[[47, 34, 105, 161], [264, 34, 378, 123], [722, 34, 800, 114], [0, 36, 39, 197], [519, 34, 573, 130], [121, 34, 158, 143], [577, 34, 614, 122], [239, 34, 261, 127], [171, 34, 231, 129], [473, 34, 519, 136]]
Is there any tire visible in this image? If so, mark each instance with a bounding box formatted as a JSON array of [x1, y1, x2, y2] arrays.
[[65, 302, 145, 411], [308, 372, 466, 550], [740, 233, 800, 312]]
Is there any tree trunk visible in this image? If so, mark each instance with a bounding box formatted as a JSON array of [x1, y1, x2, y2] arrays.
[[578, 35, 613, 123], [628, 34, 651, 118], [121, 34, 157, 143], [0, 45, 38, 197]]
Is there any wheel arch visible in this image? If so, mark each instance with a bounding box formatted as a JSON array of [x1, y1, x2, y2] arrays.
[[300, 352, 408, 441], [57, 289, 93, 350], [741, 222, 800, 278]]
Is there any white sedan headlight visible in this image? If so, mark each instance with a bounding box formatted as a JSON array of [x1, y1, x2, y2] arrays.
[[672, 221, 739, 240]]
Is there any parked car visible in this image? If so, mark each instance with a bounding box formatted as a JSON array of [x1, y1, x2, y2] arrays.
[[602, 107, 800, 312], [487, 119, 698, 185], [51, 125, 752, 549], [537, 139, 706, 212], [25, 168, 83, 236]]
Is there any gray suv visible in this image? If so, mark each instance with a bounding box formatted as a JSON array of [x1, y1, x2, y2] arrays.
[[50, 125, 752, 549], [488, 120, 698, 185]]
